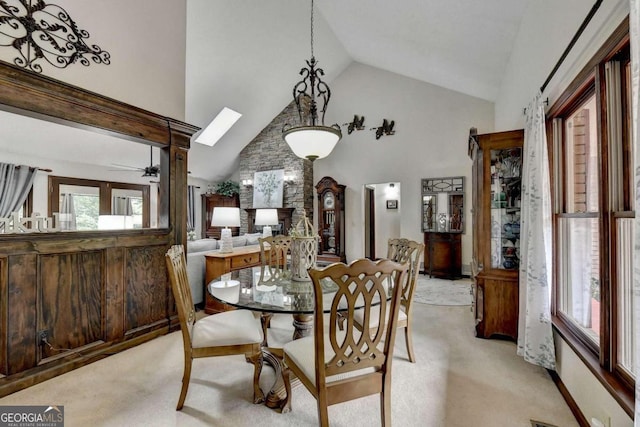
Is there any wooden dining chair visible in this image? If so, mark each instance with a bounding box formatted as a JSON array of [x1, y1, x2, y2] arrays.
[[282, 258, 409, 426], [257, 234, 293, 345], [382, 237, 425, 362], [258, 234, 292, 282], [165, 245, 265, 410]]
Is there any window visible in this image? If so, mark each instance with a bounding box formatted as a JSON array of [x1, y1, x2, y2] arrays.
[[49, 177, 150, 230], [549, 23, 633, 411]]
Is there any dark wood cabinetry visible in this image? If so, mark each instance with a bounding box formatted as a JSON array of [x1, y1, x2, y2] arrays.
[[424, 232, 462, 279], [0, 61, 197, 397], [201, 193, 240, 238], [469, 129, 523, 340], [316, 177, 346, 263], [421, 177, 464, 279]]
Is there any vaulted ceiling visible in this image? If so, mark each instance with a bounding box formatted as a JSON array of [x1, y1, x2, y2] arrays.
[[184, 0, 530, 182], [0, 1, 532, 183]]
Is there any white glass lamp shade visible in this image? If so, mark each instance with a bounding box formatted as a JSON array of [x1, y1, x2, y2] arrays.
[[255, 208, 278, 238], [211, 207, 241, 227], [212, 207, 240, 253], [283, 126, 341, 160]]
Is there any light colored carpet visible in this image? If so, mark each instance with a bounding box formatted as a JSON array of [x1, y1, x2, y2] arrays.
[[0, 305, 578, 427], [413, 276, 473, 306]]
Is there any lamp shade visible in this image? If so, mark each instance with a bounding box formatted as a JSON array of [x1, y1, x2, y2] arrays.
[[211, 207, 240, 227], [283, 126, 341, 161], [254, 209, 278, 226]]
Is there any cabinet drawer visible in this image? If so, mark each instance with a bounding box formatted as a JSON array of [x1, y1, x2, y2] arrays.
[[231, 252, 260, 269]]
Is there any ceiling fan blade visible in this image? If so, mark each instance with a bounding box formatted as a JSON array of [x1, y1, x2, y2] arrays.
[[111, 163, 144, 171]]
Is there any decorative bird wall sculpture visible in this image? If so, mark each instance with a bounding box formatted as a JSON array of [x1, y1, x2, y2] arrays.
[[343, 115, 365, 134], [372, 119, 395, 139]]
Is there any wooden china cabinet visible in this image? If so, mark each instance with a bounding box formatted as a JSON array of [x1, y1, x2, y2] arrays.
[[316, 176, 346, 262], [468, 128, 523, 340]]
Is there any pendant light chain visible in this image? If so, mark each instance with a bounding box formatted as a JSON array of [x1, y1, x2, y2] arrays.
[[310, 0, 315, 59]]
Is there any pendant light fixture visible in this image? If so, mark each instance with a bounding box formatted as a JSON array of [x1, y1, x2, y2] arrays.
[[282, 0, 342, 162]]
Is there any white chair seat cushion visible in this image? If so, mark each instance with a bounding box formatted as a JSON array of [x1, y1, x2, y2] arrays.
[[283, 332, 377, 387], [192, 310, 262, 348], [353, 306, 407, 329]]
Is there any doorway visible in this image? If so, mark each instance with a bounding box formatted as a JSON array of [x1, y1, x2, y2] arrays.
[[365, 185, 375, 259], [363, 182, 400, 259]]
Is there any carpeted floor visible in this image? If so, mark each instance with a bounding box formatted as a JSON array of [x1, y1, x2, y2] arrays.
[[0, 299, 579, 427], [413, 276, 473, 306]]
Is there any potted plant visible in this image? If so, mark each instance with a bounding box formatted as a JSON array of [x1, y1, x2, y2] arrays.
[[215, 180, 240, 197]]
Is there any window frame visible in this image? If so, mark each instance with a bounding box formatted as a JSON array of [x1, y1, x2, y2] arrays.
[[546, 17, 634, 416], [48, 176, 151, 229]]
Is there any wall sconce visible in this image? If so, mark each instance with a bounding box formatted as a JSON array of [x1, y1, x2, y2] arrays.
[[385, 182, 399, 199], [242, 179, 253, 187], [342, 115, 365, 134], [371, 119, 395, 140]]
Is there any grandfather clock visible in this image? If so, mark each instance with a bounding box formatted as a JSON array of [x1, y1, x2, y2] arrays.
[[316, 176, 346, 262]]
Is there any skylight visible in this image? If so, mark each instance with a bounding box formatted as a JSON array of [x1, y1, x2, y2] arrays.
[[195, 107, 242, 146]]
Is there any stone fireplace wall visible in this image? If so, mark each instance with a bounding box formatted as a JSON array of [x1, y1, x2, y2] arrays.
[[238, 102, 314, 234]]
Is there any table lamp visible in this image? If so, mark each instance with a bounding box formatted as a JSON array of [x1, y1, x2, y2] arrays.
[[254, 208, 278, 238], [211, 207, 240, 253]]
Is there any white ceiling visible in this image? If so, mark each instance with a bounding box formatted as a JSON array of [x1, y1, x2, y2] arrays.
[[185, 0, 530, 182], [318, 0, 529, 101]]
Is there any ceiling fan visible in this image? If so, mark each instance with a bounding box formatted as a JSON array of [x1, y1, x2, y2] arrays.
[[110, 146, 160, 177]]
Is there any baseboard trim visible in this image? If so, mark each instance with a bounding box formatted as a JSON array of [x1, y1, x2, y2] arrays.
[[547, 369, 589, 427]]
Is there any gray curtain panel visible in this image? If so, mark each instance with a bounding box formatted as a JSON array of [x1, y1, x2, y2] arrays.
[[0, 162, 37, 217], [59, 193, 77, 231], [187, 185, 196, 231], [112, 196, 133, 215]]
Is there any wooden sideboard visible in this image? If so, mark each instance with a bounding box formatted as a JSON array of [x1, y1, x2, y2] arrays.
[[204, 246, 264, 314], [423, 232, 462, 279]]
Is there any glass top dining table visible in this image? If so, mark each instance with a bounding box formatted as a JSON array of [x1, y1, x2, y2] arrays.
[[207, 265, 339, 315]]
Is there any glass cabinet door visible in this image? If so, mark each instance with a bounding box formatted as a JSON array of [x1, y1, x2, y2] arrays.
[[489, 147, 522, 270]]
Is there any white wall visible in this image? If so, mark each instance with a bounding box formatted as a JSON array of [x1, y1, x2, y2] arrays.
[[314, 62, 494, 265], [372, 182, 401, 258], [0, 0, 187, 119], [494, 1, 632, 425]]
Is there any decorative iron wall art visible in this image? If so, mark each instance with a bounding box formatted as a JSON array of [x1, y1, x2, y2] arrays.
[[0, 0, 110, 73]]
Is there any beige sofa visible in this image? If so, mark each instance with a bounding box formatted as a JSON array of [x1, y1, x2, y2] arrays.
[[186, 233, 262, 305]]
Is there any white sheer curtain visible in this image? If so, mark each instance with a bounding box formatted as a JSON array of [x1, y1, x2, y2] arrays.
[[630, 0, 640, 424], [517, 92, 556, 369]]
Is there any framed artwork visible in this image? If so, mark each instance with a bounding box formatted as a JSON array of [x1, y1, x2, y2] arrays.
[[386, 199, 398, 209], [253, 169, 284, 208]]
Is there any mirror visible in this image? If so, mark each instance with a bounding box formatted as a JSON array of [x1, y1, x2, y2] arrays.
[[421, 176, 464, 233], [0, 109, 160, 232]]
